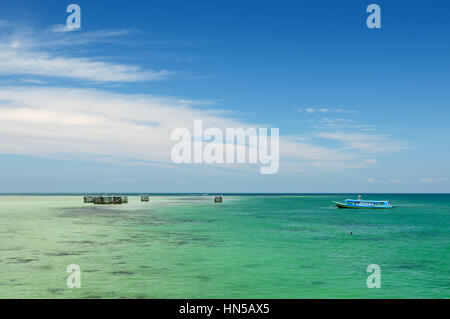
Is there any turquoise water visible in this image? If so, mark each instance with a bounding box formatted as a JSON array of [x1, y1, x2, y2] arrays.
[[0, 194, 449, 298]]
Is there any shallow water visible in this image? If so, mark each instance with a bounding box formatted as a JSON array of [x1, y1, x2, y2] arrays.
[[0, 194, 449, 298]]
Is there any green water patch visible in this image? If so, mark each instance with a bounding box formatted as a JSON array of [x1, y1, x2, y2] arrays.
[[1, 195, 449, 298]]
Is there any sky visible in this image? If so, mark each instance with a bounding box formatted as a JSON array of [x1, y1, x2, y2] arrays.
[[0, 0, 449, 193]]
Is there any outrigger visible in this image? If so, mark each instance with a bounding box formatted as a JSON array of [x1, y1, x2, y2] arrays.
[[333, 195, 394, 209]]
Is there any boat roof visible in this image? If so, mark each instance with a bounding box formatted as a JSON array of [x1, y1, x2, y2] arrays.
[[345, 199, 388, 203]]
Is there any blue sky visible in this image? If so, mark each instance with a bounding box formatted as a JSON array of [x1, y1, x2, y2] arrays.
[[0, 0, 449, 193]]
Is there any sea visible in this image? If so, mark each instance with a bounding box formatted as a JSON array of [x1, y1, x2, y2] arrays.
[[0, 194, 449, 298]]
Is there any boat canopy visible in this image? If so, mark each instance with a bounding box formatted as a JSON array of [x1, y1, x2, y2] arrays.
[[345, 199, 389, 204]]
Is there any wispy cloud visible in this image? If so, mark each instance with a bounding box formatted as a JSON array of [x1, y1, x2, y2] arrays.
[[318, 118, 375, 131], [19, 78, 48, 84], [294, 108, 354, 114], [317, 132, 411, 153], [367, 178, 404, 183], [49, 24, 79, 33], [45, 25, 135, 45], [0, 49, 169, 82], [0, 22, 170, 82], [420, 177, 446, 183]]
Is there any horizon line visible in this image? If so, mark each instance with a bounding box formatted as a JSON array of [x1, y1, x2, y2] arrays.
[[1, 192, 449, 195]]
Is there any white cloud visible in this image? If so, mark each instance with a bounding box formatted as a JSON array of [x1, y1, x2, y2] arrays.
[[19, 78, 47, 84], [420, 177, 446, 183], [0, 87, 372, 171], [0, 48, 169, 82], [367, 178, 404, 183], [294, 108, 353, 114], [49, 24, 79, 33], [44, 26, 135, 46], [0, 87, 219, 165], [318, 118, 374, 131], [317, 132, 411, 153]]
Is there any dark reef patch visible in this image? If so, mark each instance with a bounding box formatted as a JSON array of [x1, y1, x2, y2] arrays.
[[7, 257, 36, 264], [309, 280, 326, 286], [39, 265, 53, 270], [111, 270, 134, 275], [196, 275, 211, 281], [48, 288, 64, 294], [46, 251, 87, 256], [61, 240, 97, 245], [396, 262, 425, 270]]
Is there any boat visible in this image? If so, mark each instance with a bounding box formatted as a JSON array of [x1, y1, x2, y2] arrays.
[[333, 195, 394, 209]]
